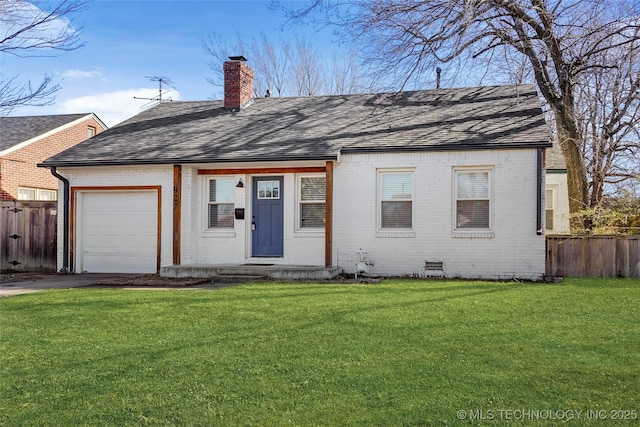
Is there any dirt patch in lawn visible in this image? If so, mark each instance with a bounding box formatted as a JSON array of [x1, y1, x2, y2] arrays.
[[94, 274, 212, 287]]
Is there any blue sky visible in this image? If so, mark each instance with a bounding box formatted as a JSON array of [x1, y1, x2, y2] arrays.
[[3, 1, 338, 126]]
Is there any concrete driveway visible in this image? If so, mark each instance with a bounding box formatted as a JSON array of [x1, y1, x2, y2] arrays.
[[0, 273, 138, 297]]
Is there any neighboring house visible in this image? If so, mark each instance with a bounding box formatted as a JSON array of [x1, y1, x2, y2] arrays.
[[545, 139, 571, 234], [0, 114, 107, 201], [41, 58, 552, 280]]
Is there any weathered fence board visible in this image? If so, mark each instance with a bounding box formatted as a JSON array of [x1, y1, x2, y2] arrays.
[[546, 236, 640, 278], [1, 201, 57, 272]]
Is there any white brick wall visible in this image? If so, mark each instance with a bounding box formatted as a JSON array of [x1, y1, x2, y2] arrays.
[[55, 165, 174, 272], [333, 150, 546, 280], [56, 163, 326, 273], [55, 151, 546, 280]]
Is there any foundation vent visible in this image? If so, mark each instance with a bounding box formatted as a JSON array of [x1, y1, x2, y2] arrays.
[[425, 261, 444, 271]]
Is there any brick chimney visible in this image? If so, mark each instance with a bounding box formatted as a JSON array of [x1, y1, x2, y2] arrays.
[[223, 56, 254, 110]]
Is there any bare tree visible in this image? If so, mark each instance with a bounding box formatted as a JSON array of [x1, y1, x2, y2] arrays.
[[203, 32, 296, 98], [0, 0, 88, 114], [329, 50, 361, 94], [202, 33, 246, 91], [203, 32, 369, 98], [251, 32, 291, 97], [575, 38, 640, 209], [283, 0, 640, 230], [290, 37, 326, 96], [481, 29, 640, 216]]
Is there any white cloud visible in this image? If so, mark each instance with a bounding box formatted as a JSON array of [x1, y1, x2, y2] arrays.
[[57, 88, 181, 127], [61, 68, 103, 80], [1, 1, 79, 53]]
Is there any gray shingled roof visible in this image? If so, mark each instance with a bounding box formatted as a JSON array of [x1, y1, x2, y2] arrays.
[[546, 139, 567, 170], [41, 85, 550, 167], [0, 114, 91, 152]]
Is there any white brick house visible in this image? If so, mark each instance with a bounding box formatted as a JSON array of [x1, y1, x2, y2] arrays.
[[41, 58, 551, 280]]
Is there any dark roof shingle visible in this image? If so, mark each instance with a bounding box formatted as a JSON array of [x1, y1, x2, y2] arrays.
[[0, 114, 91, 152], [41, 85, 550, 167]]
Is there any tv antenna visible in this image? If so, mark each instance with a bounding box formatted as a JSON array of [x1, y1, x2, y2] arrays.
[[134, 76, 176, 109]]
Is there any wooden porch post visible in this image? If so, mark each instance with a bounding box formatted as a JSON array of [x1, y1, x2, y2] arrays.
[[325, 161, 333, 267], [173, 165, 182, 265]]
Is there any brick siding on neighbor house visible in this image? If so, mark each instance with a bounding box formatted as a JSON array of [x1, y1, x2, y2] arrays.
[[0, 117, 105, 200]]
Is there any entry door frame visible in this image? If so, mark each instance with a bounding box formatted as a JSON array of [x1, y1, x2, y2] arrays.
[[251, 176, 284, 257]]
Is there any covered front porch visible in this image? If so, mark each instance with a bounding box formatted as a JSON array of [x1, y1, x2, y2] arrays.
[[169, 161, 336, 275], [161, 264, 342, 280]]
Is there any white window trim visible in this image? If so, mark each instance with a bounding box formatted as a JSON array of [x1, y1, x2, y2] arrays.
[[452, 166, 494, 239], [545, 186, 556, 232], [295, 174, 326, 236], [376, 168, 416, 238], [202, 176, 236, 237]]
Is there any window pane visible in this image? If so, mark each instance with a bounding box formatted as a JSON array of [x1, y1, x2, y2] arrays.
[[457, 172, 488, 199], [258, 181, 280, 199], [38, 190, 57, 201], [209, 204, 234, 228], [18, 188, 36, 200], [301, 177, 325, 201], [382, 201, 412, 228], [382, 174, 411, 200], [456, 200, 489, 228], [545, 189, 554, 209], [301, 203, 325, 228], [209, 179, 234, 203], [546, 209, 554, 231]]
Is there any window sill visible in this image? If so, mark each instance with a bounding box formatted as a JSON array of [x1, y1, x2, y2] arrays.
[[452, 231, 495, 239], [375, 230, 416, 238], [295, 230, 325, 238], [202, 230, 236, 238]]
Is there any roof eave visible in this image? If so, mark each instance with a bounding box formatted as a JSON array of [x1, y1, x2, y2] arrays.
[[38, 154, 339, 168], [90, 113, 109, 131], [339, 141, 552, 154]]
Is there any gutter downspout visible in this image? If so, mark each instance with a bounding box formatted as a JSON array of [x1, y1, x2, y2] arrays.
[[536, 148, 543, 235], [50, 167, 70, 272]]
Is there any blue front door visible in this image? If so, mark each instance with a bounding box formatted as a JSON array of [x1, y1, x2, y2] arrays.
[[252, 176, 284, 257]]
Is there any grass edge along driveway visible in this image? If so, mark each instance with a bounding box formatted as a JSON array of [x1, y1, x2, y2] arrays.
[[1, 278, 638, 426]]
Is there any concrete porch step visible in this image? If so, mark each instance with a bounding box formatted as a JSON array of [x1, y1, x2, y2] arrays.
[[161, 264, 342, 280]]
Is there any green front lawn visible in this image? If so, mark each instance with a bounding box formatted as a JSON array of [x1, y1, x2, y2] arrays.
[[1, 278, 638, 426]]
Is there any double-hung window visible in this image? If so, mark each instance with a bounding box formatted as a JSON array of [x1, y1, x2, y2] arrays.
[[298, 176, 326, 229], [454, 169, 491, 230], [545, 188, 555, 231], [207, 178, 234, 229], [379, 170, 413, 229]]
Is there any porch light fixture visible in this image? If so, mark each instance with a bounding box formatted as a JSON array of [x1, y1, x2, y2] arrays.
[[236, 179, 244, 188]]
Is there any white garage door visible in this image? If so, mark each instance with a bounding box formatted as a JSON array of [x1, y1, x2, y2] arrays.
[[79, 191, 158, 273]]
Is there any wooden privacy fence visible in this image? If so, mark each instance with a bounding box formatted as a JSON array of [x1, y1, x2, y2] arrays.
[[546, 235, 640, 278], [1, 201, 57, 272]]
